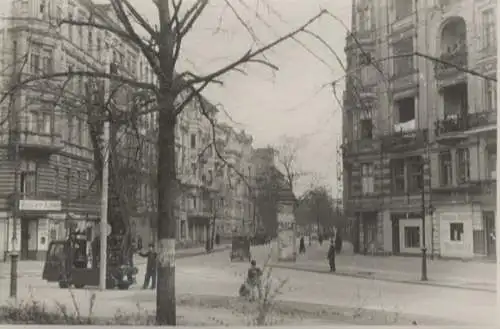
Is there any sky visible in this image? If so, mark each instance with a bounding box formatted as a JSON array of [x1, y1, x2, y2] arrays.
[[122, 0, 353, 197], [2, 0, 353, 197]]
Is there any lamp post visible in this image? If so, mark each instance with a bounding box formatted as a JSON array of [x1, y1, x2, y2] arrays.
[[420, 154, 428, 282]]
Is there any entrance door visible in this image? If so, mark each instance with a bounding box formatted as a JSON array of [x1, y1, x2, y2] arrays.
[[362, 213, 377, 253], [392, 218, 400, 254], [484, 211, 496, 257], [20, 218, 30, 260]]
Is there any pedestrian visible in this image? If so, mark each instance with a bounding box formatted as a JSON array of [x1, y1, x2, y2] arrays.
[[318, 234, 323, 246], [138, 243, 157, 289], [335, 231, 343, 254], [327, 239, 336, 272], [246, 260, 262, 301], [215, 232, 220, 246], [299, 236, 306, 254]]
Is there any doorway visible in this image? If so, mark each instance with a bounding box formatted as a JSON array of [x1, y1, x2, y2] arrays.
[[362, 212, 377, 254], [20, 218, 30, 260], [483, 211, 495, 258]]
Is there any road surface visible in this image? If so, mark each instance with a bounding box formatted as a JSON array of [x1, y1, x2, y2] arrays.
[[0, 246, 495, 325]]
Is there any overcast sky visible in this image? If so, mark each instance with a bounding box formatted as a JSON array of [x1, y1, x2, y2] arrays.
[[5, 0, 353, 197], [125, 0, 352, 197]]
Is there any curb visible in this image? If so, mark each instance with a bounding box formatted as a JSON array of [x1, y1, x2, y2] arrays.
[[0, 245, 231, 280], [269, 264, 496, 293]]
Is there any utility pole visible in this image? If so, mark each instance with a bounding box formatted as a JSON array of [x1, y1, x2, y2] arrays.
[[9, 106, 19, 298], [415, 0, 427, 282], [420, 147, 428, 281], [8, 16, 20, 298], [495, 3, 500, 324], [99, 53, 112, 291]]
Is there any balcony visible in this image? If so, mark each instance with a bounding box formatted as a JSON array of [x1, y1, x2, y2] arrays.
[[342, 138, 379, 157], [432, 179, 496, 204], [382, 128, 427, 153], [435, 110, 497, 142], [434, 50, 468, 81], [434, 114, 469, 142], [8, 131, 64, 154], [467, 110, 497, 133]]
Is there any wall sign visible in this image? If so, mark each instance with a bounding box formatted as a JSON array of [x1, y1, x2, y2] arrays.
[[19, 200, 62, 212]]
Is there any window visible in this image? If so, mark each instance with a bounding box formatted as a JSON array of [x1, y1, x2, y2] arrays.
[[482, 9, 496, 51], [394, 0, 412, 20], [55, 166, 60, 193], [487, 149, 496, 179], [404, 226, 420, 248], [357, 2, 372, 32], [78, 16, 83, 48], [485, 80, 497, 111], [392, 38, 414, 77], [77, 170, 82, 197], [360, 118, 373, 139], [191, 162, 197, 176], [391, 159, 405, 193], [361, 163, 374, 195], [68, 12, 73, 39], [450, 222, 464, 241], [96, 36, 101, 54], [439, 151, 452, 186], [407, 157, 423, 192], [42, 113, 51, 134], [180, 221, 186, 239], [20, 162, 37, 195], [30, 50, 41, 74], [190, 133, 196, 148], [88, 29, 93, 52], [395, 97, 415, 125], [456, 148, 470, 184]]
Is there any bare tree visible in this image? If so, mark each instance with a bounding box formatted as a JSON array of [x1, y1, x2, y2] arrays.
[[1, 0, 330, 324], [274, 136, 308, 200]]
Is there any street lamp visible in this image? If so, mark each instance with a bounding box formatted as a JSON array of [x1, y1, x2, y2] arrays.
[[420, 155, 428, 282]]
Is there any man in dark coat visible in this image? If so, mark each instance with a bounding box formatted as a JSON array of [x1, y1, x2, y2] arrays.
[[299, 236, 306, 254], [138, 243, 157, 289], [327, 239, 336, 272]]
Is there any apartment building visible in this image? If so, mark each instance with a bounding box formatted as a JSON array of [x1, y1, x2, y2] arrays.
[[343, 0, 496, 259], [213, 123, 255, 237]]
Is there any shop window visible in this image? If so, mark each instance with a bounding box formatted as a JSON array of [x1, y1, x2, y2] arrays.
[[450, 222, 464, 241], [404, 226, 420, 248]]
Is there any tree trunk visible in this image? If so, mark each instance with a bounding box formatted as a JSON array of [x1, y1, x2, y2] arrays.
[[156, 100, 177, 325]]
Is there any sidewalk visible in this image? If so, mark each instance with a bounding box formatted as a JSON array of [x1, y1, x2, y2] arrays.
[[0, 243, 230, 279], [270, 243, 496, 293]]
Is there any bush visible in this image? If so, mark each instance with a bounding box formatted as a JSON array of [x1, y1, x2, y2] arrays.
[[0, 290, 154, 325]]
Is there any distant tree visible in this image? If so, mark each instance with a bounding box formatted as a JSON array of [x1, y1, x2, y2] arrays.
[[296, 186, 342, 232]]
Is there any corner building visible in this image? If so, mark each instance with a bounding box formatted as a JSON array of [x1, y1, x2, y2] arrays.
[[343, 0, 497, 260]]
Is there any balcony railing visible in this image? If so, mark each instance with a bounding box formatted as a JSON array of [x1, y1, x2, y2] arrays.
[[15, 131, 64, 152], [342, 138, 379, 156], [434, 50, 468, 79], [382, 129, 427, 152], [434, 114, 468, 136], [435, 110, 496, 137], [468, 110, 497, 130]]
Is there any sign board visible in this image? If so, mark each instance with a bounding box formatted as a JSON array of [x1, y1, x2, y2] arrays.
[[19, 200, 62, 212], [277, 209, 296, 262]]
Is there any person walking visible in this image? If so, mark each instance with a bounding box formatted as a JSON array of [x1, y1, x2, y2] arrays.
[[327, 239, 336, 272], [246, 260, 263, 301], [138, 243, 157, 289], [299, 236, 306, 254]]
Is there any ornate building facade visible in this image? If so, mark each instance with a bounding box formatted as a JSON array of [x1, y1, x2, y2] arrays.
[[343, 0, 496, 259]]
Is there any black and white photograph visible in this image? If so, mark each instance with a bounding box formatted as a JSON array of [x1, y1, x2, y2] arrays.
[[0, 0, 498, 326]]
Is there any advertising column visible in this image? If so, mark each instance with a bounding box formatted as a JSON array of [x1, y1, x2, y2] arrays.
[[277, 202, 296, 262]]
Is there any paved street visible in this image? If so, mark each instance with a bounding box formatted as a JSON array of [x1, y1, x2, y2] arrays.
[[0, 244, 496, 325], [271, 242, 496, 292]]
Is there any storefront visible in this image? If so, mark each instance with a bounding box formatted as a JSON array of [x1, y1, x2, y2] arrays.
[[436, 205, 474, 259], [4, 199, 98, 261]]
